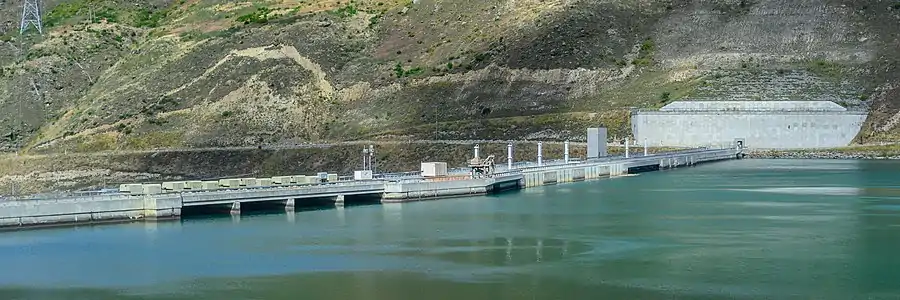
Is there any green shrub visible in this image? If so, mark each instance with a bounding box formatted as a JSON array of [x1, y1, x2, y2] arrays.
[[633, 38, 655, 66], [404, 67, 423, 76], [659, 91, 671, 102], [393, 62, 404, 78], [393, 63, 423, 78], [44, 2, 83, 27], [132, 8, 166, 28], [93, 8, 119, 23], [806, 59, 843, 78], [368, 14, 381, 28], [330, 4, 358, 18], [237, 7, 273, 24], [640, 39, 655, 52]]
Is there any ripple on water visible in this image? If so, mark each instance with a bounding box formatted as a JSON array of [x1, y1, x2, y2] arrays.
[[757, 215, 845, 222], [731, 201, 834, 208], [866, 205, 900, 212], [728, 187, 861, 196], [384, 237, 592, 268]]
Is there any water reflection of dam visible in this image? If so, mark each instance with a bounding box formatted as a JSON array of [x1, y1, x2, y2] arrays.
[[376, 201, 587, 266], [389, 236, 586, 267], [858, 160, 900, 296]]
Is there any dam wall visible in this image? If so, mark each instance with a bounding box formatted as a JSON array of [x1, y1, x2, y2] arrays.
[[0, 147, 741, 230], [0, 194, 180, 228], [632, 101, 867, 149]]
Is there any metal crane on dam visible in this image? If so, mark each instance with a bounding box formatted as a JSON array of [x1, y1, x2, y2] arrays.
[[468, 145, 496, 179]]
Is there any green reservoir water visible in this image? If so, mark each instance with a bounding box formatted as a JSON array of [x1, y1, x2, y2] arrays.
[[2, 159, 900, 300]]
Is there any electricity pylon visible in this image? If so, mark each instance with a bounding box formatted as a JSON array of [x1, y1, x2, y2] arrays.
[[20, 0, 43, 35]]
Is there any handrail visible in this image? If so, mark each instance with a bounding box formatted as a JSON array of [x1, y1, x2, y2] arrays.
[[500, 147, 735, 173]]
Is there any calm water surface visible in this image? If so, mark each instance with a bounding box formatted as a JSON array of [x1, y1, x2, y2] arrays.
[[1, 159, 900, 300]]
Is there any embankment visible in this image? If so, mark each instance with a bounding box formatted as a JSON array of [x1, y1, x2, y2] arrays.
[[748, 145, 900, 160]]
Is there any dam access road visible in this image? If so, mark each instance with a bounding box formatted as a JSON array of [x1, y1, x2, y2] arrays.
[[0, 146, 743, 230]]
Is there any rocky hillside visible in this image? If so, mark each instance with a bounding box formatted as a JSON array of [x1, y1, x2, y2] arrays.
[[0, 0, 898, 154]]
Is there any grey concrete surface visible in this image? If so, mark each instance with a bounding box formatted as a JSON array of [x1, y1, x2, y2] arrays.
[[632, 101, 867, 149]]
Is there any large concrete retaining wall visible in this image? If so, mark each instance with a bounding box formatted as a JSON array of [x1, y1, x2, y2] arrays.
[[632, 111, 867, 149]]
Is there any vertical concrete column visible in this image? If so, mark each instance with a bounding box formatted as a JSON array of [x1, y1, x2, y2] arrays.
[[362, 147, 369, 171], [474, 144, 480, 160], [370, 145, 377, 174], [644, 138, 648, 156], [537, 142, 543, 167], [625, 138, 630, 158], [230, 201, 241, 215], [335, 194, 345, 207], [142, 195, 157, 219], [564, 140, 570, 163], [285, 199, 295, 211], [507, 143, 513, 170]]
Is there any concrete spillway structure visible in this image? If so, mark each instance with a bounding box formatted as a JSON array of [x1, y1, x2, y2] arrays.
[[631, 101, 867, 149]]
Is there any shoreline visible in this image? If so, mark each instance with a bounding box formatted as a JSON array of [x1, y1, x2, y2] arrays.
[[746, 150, 900, 160]]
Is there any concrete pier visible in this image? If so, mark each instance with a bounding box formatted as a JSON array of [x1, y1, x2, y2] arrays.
[[0, 146, 741, 230]]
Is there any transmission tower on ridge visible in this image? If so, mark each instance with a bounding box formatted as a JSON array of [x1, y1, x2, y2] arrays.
[[20, 0, 43, 35]]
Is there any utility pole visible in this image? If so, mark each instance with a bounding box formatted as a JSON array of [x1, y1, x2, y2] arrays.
[[20, 0, 43, 35]]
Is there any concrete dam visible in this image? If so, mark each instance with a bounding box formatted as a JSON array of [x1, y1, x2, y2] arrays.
[[0, 147, 742, 229], [631, 101, 867, 149]]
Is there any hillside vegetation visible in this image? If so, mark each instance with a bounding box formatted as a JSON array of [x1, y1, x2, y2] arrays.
[[0, 0, 897, 193], [0, 0, 896, 153]]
